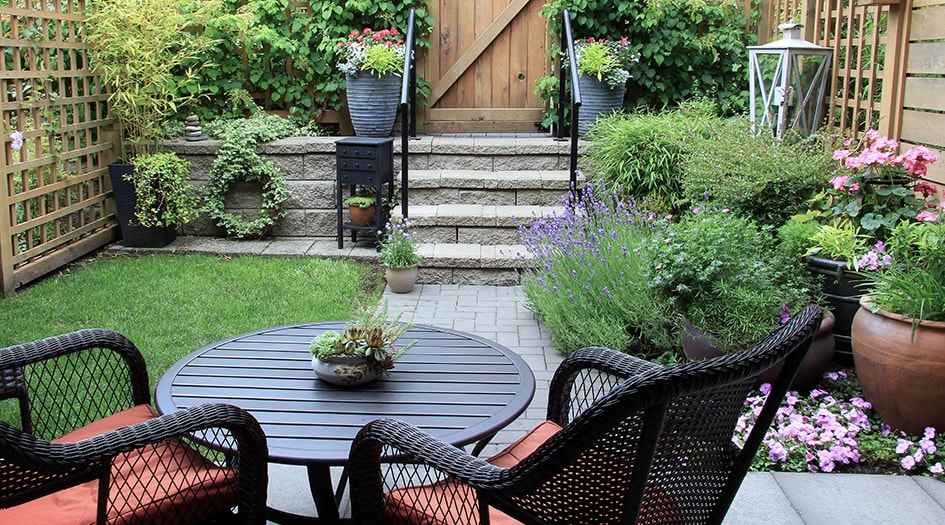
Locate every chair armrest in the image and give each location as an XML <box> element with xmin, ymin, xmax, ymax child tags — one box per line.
<box><xmin>349</xmin><ymin>418</ymin><xmax>507</xmax><ymax>523</ymax></box>
<box><xmin>547</xmin><ymin>346</ymin><xmax>664</xmax><ymax>425</ymax></box>
<box><xmin>1</xmin><ymin>329</ymin><xmax>151</xmax><ymax>435</ymax></box>
<box><xmin>1</xmin><ymin>403</ymin><xmax>268</xmax><ymax>524</ymax></box>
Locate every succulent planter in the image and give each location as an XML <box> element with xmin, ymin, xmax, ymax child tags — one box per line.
<box><xmin>312</xmin><ymin>355</ymin><xmax>380</xmax><ymax>386</ymax></box>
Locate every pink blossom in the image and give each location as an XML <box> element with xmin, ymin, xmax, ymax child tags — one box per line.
<box><xmin>847</xmin><ymin>183</ymin><xmax>859</xmax><ymax>193</ymax></box>
<box><xmin>932</xmin><ymin>463</ymin><xmax>945</xmax><ymax>475</ymax></box>
<box><xmin>833</xmin><ymin>149</ymin><xmax>851</xmax><ymax>161</ymax></box>
<box><xmin>896</xmin><ymin>439</ymin><xmax>912</xmax><ymax>454</ymax></box>
<box><xmin>901</xmin><ymin>455</ymin><xmax>916</xmax><ymax>470</ymax></box>
<box><xmin>9</xmin><ymin>131</ymin><xmax>23</xmax><ymax>151</ymax></box>
<box><xmin>830</xmin><ymin>176</ymin><xmax>850</xmax><ymax>190</ymax></box>
<box><xmin>916</xmin><ymin>210</ymin><xmax>940</xmax><ymax>222</ymax></box>
<box><xmin>914</xmin><ymin>181</ymin><xmax>938</xmax><ymax>197</ymax></box>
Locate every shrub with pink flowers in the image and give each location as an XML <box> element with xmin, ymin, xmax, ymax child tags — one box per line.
<box><xmin>808</xmin><ymin>129</ymin><xmax>940</xmax><ymax>245</ymax></box>
<box><xmin>737</xmin><ymin>370</ymin><xmax>945</xmax><ymax>477</ymax></box>
<box><xmin>338</xmin><ymin>27</ymin><xmax>405</xmax><ymax>77</ymax></box>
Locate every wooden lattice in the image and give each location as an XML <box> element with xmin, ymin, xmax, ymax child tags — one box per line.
<box><xmin>1</xmin><ymin>0</ymin><xmax>118</xmax><ymax>296</ymax></box>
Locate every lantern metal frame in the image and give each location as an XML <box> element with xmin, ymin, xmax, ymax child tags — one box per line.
<box><xmin>748</xmin><ymin>21</ymin><xmax>833</xmax><ymax>138</ymax></box>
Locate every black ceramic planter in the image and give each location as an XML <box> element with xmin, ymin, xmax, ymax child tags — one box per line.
<box><xmin>108</xmin><ymin>160</ymin><xmax>178</xmax><ymax>248</ymax></box>
<box><xmin>805</xmin><ymin>255</ymin><xmax>864</xmax><ymax>364</ymax></box>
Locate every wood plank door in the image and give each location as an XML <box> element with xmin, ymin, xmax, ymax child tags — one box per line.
<box><xmin>424</xmin><ymin>0</ymin><xmax>550</xmax><ymax>133</ymax></box>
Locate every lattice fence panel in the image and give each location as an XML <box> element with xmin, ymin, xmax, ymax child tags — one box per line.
<box><xmin>1</xmin><ymin>0</ymin><xmax>118</xmax><ymax>296</ymax></box>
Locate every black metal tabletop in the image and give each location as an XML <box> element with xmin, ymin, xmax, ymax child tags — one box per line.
<box><xmin>155</xmin><ymin>320</ymin><xmax>535</xmax><ymax>466</ymax></box>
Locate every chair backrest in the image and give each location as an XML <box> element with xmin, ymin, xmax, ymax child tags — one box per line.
<box><xmin>484</xmin><ymin>305</ymin><xmax>822</xmax><ymax>525</ymax></box>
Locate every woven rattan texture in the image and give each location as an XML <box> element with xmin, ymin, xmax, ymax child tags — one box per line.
<box><xmin>348</xmin><ymin>305</ymin><xmax>822</xmax><ymax>524</ymax></box>
<box><xmin>0</xmin><ymin>329</ymin><xmax>269</xmax><ymax>524</ymax></box>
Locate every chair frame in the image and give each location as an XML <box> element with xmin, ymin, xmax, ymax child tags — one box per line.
<box><xmin>348</xmin><ymin>305</ymin><xmax>823</xmax><ymax>524</ymax></box>
<box><xmin>0</xmin><ymin>329</ymin><xmax>269</xmax><ymax>524</ymax></box>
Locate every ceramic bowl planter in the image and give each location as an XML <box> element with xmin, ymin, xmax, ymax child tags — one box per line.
<box><xmin>385</xmin><ymin>265</ymin><xmax>419</xmax><ymax>294</ymax></box>
<box><xmin>312</xmin><ymin>355</ymin><xmax>379</xmax><ymax>386</ymax></box>
<box><xmin>851</xmin><ymin>297</ymin><xmax>945</xmax><ymax>435</ymax></box>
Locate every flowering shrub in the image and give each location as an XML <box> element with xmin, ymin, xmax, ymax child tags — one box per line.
<box><xmin>856</xmin><ymin>220</ymin><xmax>945</xmax><ymax>323</ymax></box>
<box><xmin>895</xmin><ymin>428</ymin><xmax>945</xmax><ymax>476</ymax></box>
<box><xmin>517</xmin><ymin>180</ymin><xmax>676</xmax><ymax>357</ymax></box>
<box><xmin>571</xmin><ymin>37</ymin><xmax>639</xmax><ymax>88</ymax></box>
<box><xmin>737</xmin><ymin>371</ymin><xmax>873</xmax><ymax>472</ymax></box>
<box><xmin>338</xmin><ymin>27</ymin><xmax>405</xmax><ymax>77</ymax></box>
<box><xmin>379</xmin><ymin>217</ymin><xmax>420</xmax><ymax>268</ymax></box>
<box><xmin>809</xmin><ymin>129</ymin><xmax>939</xmax><ymax>244</ymax></box>
<box><xmin>737</xmin><ymin>370</ymin><xmax>945</xmax><ymax>478</ymax></box>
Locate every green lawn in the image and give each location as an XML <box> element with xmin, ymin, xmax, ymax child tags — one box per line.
<box><xmin>0</xmin><ymin>252</ymin><xmax>384</xmax><ymax>390</ymax></box>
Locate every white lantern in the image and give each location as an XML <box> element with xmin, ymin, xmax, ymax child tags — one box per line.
<box><xmin>748</xmin><ymin>20</ymin><xmax>833</xmax><ymax>138</ymax></box>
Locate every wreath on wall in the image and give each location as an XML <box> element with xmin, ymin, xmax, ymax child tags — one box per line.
<box><xmin>203</xmin><ymin>113</ymin><xmax>297</xmax><ymax>239</ymax></box>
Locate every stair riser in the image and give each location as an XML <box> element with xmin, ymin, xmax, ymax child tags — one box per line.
<box><xmin>406</xmin><ymin>188</ymin><xmax>565</xmax><ymax>207</ymax></box>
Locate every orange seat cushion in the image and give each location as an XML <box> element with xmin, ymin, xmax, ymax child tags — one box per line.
<box><xmin>0</xmin><ymin>405</ymin><xmax>237</xmax><ymax>525</ymax></box>
<box><xmin>385</xmin><ymin>420</ymin><xmax>562</xmax><ymax>525</ymax></box>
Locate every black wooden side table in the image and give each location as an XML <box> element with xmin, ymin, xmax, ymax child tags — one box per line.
<box><xmin>335</xmin><ymin>137</ymin><xmax>394</xmax><ymax>249</ymax></box>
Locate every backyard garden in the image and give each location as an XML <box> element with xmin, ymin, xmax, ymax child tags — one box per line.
<box><xmin>4</xmin><ymin>0</ymin><xmax>945</xmax><ymax>491</ymax></box>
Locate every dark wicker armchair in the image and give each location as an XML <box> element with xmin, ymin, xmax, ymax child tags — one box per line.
<box><xmin>348</xmin><ymin>305</ymin><xmax>823</xmax><ymax>524</ymax></box>
<box><xmin>0</xmin><ymin>329</ymin><xmax>269</xmax><ymax>524</ymax></box>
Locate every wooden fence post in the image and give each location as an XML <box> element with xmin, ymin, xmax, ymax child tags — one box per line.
<box><xmin>878</xmin><ymin>1</ymin><xmax>911</xmax><ymax>140</ymax></box>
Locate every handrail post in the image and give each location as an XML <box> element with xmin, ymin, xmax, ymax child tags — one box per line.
<box><xmin>560</xmin><ymin>9</ymin><xmax>581</xmax><ymax>191</ymax></box>
<box><xmin>400</xmin><ymin>8</ymin><xmax>417</xmax><ymax>219</ymax></box>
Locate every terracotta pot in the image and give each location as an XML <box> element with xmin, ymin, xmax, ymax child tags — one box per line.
<box><xmin>851</xmin><ymin>297</ymin><xmax>945</xmax><ymax>435</ymax></box>
<box><xmin>682</xmin><ymin>309</ymin><xmax>836</xmax><ymax>394</ymax></box>
<box><xmin>385</xmin><ymin>265</ymin><xmax>419</xmax><ymax>294</ymax></box>
<box><xmin>348</xmin><ymin>204</ymin><xmax>377</xmax><ymax>227</ymax></box>
<box><xmin>312</xmin><ymin>355</ymin><xmax>379</xmax><ymax>386</ymax></box>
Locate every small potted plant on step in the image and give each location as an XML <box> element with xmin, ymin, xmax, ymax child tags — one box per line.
<box><xmin>343</xmin><ymin>186</ymin><xmax>379</xmax><ymax>227</ymax></box>
<box><xmin>379</xmin><ymin>217</ymin><xmax>421</xmax><ymax>294</ymax></box>
<box><xmin>310</xmin><ymin>302</ymin><xmax>416</xmax><ymax>386</ymax></box>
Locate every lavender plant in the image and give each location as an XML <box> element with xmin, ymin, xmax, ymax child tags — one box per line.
<box><xmin>518</xmin><ymin>180</ymin><xmax>676</xmax><ymax>358</ymax></box>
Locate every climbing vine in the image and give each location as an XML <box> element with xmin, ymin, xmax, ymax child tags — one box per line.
<box><xmin>203</xmin><ymin>112</ymin><xmax>298</xmax><ymax>239</ymax></box>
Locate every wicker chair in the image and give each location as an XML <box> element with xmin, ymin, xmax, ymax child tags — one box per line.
<box><xmin>348</xmin><ymin>304</ymin><xmax>823</xmax><ymax>524</ymax></box>
<box><xmin>0</xmin><ymin>329</ymin><xmax>269</xmax><ymax>524</ymax></box>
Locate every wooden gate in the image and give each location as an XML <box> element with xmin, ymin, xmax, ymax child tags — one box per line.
<box><xmin>424</xmin><ymin>0</ymin><xmax>550</xmax><ymax>133</ymax></box>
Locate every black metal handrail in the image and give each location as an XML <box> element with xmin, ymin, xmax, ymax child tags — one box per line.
<box><xmin>399</xmin><ymin>8</ymin><xmax>418</xmax><ymax>219</ymax></box>
<box><xmin>556</xmin><ymin>9</ymin><xmax>581</xmax><ymax>189</ymax></box>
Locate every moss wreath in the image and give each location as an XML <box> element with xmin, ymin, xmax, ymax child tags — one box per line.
<box><xmin>203</xmin><ymin>118</ymin><xmax>294</xmax><ymax>239</ymax></box>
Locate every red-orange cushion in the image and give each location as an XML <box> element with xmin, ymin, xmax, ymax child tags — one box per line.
<box><xmin>385</xmin><ymin>420</ymin><xmax>563</xmax><ymax>525</ymax></box>
<box><xmin>0</xmin><ymin>405</ymin><xmax>238</xmax><ymax>525</ymax></box>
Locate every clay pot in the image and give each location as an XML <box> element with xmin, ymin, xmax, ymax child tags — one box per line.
<box><xmin>385</xmin><ymin>265</ymin><xmax>419</xmax><ymax>294</ymax></box>
<box><xmin>682</xmin><ymin>309</ymin><xmax>836</xmax><ymax>394</ymax></box>
<box><xmin>348</xmin><ymin>204</ymin><xmax>377</xmax><ymax>227</ymax></box>
<box><xmin>851</xmin><ymin>297</ymin><xmax>945</xmax><ymax>435</ymax></box>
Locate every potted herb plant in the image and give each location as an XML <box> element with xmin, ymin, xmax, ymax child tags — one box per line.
<box><xmin>343</xmin><ymin>186</ymin><xmax>379</xmax><ymax>227</ymax></box>
<box><xmin>852</xmin><ymin>219</ymin><xmax>945</xmax><ymax>434</ymax></box>
<box><xmin>379</xmin><ymin>218</ymin><xmax>422</xmax><ymax>293</ymax></box>
<box><xmin>339</xmin><ymin>27</ymin><xmax>406</xmax><ymax>137</ymax></box>
<box><xmin>570</xmin><ymin>37</ymin><xmax>638</xmax><ymax>135</ymax></box>
<box><xmin>310</xmin><ymin>303</ymin><xmax>416</xmax><ymax>386</ymax></box>
<box><xmin>646</xmin><ymin>209</ymin><xmax>832</xmax><ymax>391</ymax></box>
<box><xmin>86</xmin><ymin>0</ymin><xmax>244</xmax><ymax>246</ymax></box>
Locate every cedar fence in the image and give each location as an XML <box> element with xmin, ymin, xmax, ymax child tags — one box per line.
<box><xmin>2</xmin><ymin>0</ymin><xmax>944</xmax><ymax>295</ymax></box>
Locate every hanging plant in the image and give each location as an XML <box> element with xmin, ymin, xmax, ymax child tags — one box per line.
<box><xmin>203</xmin><ymin>113</ymin><xmax>297</xmax><ymax>239</ymax></box>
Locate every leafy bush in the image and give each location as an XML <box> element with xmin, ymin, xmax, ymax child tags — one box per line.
<box><xmin>539</xmin><ymin>0</ymin><xmax>755</xmax><ymax>125</ymax></box>
<box><xmin>680</xmin><ymin>124</ymin><xmax>839</xmax><ymax>229</ymax></box>
<box><xmin>582</xmin><ymin>99</ymin><xmax>720</xmax><ymax>210</ymax></box>
<box><xmin>518</xmin><ymin>181</ymin><xmax>677</xmax><ymax>359</ymax></box>
<box><xmin>175</xmin><ymin>0</ymin><xmax>434</xmax><ymax>122</ymax></box>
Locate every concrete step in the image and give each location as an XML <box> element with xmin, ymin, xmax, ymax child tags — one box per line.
<box><xmin>413</xmin><ymin>242</ymin><xmax>531</xmax><ymax>286</ymax></box>
<box><xmin>393</xmin><ymin>204</ymin><xmax>561</xmax><ymax>245</ymax></box>
<box><xmin>404</xmin><ymin>169</ymin><xmax>572</xmax><ymax>206</ymax></box>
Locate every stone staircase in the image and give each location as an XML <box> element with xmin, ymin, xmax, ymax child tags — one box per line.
<box><xmin>392</xmin><ymin>135</ymin><xmax>576</xmax><ymax>285</ymax></box>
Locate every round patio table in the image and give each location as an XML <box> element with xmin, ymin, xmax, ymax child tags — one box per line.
<box><xmin>155</xmin><ymin>321</ymin><xmax>536</xmax><ymax>524</ymax></box>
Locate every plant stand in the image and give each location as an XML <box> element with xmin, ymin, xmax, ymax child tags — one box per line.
<box><xmin>336</xmin><ymin>137</ymin><xmax>394</xmax><ymax>249</ymax></box>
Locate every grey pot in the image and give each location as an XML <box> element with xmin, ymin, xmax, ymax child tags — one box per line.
<box><xmin>577</xmin><ymin>75</ymin><xmax>625</xmax><ymax>136</ymax></box>
<box><xmin>346</xmin><ymin>73</ymin><xmax>401</xmax><ymax>137</ymax></box>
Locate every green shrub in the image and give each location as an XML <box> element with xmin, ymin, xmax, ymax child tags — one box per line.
<box><xmin>680</xmin><ymin>124</ymin><xmax>839</xmax><ymax>229</ymax></box>
<box><xmin>582</xmin><ymin>99</ymin><xmax>720</xmax><ymax>210</ymax></box>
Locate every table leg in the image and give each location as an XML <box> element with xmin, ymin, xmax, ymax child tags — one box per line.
<box><xmin>308</xmin><ymin>464</ymin><xmax>342</xmax><ymax>524</ymax></box>
<box><xmin>265</xmin><ymin>464</ymin><xmax>347</xmax><ymax>525</ymax></box>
